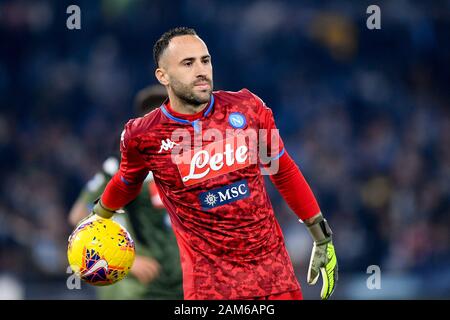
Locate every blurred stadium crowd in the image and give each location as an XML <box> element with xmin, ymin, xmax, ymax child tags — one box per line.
<box><xmin>0</xmin><ymin>0</ymin><xmax>449</xmax><ymax>299</ymax></box>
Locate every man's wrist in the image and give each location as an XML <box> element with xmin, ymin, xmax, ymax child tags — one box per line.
<box><xmin>93</xmin><ymin>199</ymin><xmax>116</xmax><ymax>219</ymax></box>
<box><xmin>304</xmin><ymin>213</ymin><xmax>333</xmax><ymax>245</ymax></box>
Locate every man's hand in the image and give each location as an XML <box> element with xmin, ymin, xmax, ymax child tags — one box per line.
<box><xmin>304</xmin><ymin>213</ymin><xmax>338</xmax><ymax>300</ymax></box>
<box><xmin>131</xmin><ymin>256</ymin><xmax>161</xmax><ymax>285</ymax></box>
<box><xmin>307</xmin><ymin>241</ymin><xmax>338</xmax><ymax>299</ymax></box>
<box><xmin>92</xmin><ymin>198</ymin><xmax>121</xmax><ymax>219</ymax></box>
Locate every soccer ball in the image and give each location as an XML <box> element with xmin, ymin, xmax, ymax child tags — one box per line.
<box><xmin>67</xmin><ymin>217</ymin><xmax>135</xmax><ymax>286</ymax></box>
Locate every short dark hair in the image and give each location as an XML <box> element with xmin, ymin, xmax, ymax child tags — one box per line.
<box><xmin>134</xmin><ymin>84</ymin><xmax>167</xmax><ymax>116</ymax></box>
<box><xmin>153</xmin><ymin>27</ymin><xmax>197</xmax><ymax>67</ymax></box>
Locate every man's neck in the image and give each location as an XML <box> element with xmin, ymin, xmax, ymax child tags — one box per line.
<box><xmin>169</xmin><ymin>94</ymin><xmax>209</xmax><ymax>115</ymax></box>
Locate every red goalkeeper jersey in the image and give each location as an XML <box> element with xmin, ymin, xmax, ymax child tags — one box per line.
<box><xmin>103</xmin><ymin>89</ymin><xmax>320</xmax><ymax>299</ymax></box>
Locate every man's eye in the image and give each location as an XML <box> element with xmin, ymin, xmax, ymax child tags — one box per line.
<box><xmin>184</xmin><ymin>62</ymin><xmax>192</xmax><ymax>66</ymax></box>
<box><xmin>203</xmin><ymin>59</ymin><xmax>210</xmax><ymax>64</ymax></box>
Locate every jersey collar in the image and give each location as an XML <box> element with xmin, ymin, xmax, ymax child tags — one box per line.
<box><xmin>160</xmin><ymin>94</ymin><xmax>215</xmax><ymax>125</ymax></box>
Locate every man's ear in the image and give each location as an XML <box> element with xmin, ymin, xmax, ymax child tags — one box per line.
<box><xmin>155</xmin><ymin>68</ymin><xmax>169</xmax><ymax>86</ymax></box>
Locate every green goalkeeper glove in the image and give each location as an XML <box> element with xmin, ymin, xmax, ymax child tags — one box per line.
<box><xmin>304</xmin><ymin>214</ymin><xmax>338</xmax><ymax>300</ymax></box>
<box><xmin>91</xmin><ymin>198</ymin><xmax>121</xmax><ymax>219</ymax></box>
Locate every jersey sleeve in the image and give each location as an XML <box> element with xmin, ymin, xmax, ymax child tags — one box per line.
<box><xmin>247</xmin><ymin>90</ymin><xmax>285</xmax><ymax>164</ymax></box>
<box><xmin>269</xmin><ymin>150</ymin><xmax>321</xmax><ymax>221</ymax></box>
<box><xmin>101</xmin><ymin>120</ymin><xmax>148</xmax><ymax>209</ymax></box>
<box><xmin>119</xmin><ymin>119</ymin><xmax>149</xmax><ymax>185</ymax></box>
<box><xmin>245</xmin><ymin>90</ymin><xmax>320</xmax><ymax>220</ymax></box>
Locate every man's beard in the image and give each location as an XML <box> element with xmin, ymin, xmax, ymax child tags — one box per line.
<box><xmin>171</xmin><ymin>78</ymin><xmax>213</xmax><ymax>107</ymax></box>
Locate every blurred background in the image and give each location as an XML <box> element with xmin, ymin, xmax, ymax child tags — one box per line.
<box><xmin>0</xmin><ymin>0</ymin><xmax>449</xmax><ymax>299</ymax></box>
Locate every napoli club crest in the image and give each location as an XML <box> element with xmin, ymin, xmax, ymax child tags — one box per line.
<box><xmin>228</xmin><ymin>112</ymin><xmax>247</xmax><ymax>129</ymax></box>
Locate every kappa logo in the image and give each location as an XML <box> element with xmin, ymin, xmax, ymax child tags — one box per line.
<box><xmin>158</xmin><ymin>138</ymin><xmax>179</xmax><ymax>153</ymax></box>
<box><xmin>200</xmin><ymin>180</ymin><xmax>250</xmax><ymax>209</ymax></box>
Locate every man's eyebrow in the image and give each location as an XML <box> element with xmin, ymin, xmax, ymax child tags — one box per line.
<box><xmin>180</xmin><ymin>57</ymin><xmax>194</xmax><ymax>63</ymax></box>
<box><xmin>180</xmin><ymin>55</ymin><xmax>211</xmax><ymax>63</ymax></box>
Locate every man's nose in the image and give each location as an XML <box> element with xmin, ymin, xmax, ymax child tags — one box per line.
<box><xmin>194</xmin><ymin>61</ymin><xmax>208</xmax><ymax>77</ymax></box>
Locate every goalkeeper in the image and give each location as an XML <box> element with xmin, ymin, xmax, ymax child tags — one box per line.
<box><xmin>81</xmin><ymin>28</ymin><xmax>338</xmax><ymax>300</ymax></box>
<box><xmin>68</xmin><ymin>85</ymin><xmax>183</xmax><ymax>300</ymax></box>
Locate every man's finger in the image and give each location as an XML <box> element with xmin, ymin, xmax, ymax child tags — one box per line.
<box><xmin>307</xmin><ymin>253</ymin><xmax>320</xmax><ymax>284</ymax></box>
<box><xmin>320</xmin><ymin>266</ymin><xmax>337</xmax><ymax>300</ymax></box>
<box><xmin>320</xmin><ymin>245</ymin><xmax>338</xmax><ymax>299</ymax></box>
<box><xmin>308</xmin><ymin>272</ymin><xmax>319</xmax><ymax>285</ymax></box>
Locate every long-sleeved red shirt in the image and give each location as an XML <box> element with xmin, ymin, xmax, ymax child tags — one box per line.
<box><xmin>101</xmin><ymin>89</ymin><xmax>320</xmax><ymax>299</ymax></box>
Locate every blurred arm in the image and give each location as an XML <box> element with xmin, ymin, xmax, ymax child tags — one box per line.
<box><xmin>68</xmin><ymin>197</ymin><xmax>90</xmax><ymax>227</ymax></box>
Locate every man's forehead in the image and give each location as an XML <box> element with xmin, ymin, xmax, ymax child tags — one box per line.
<box><xmin>163</xmin><ymin>35</ymin><xmax>209</xmax><ymax>61</ymax></box>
